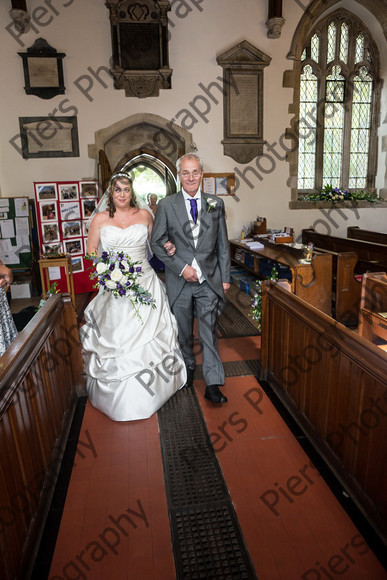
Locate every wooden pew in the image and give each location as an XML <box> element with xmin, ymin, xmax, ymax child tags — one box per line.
<box><xmin>347</xmin><ymin>226</ymin><xmax>387</xmax><ymax>246</ymax></box>
<box><xmin>0</xmin><ymin>294</ymin><xmax>84</xmax><ymax>580</ymax></box>
<box><xmin>229</xmin><ymin>239</ymin><xmax>332</xmax><ymax>315</ymax></box>
<box><xmin>302</xmin><ymin>228</ymin><xmax>387</xmax><ymax>272</ymax></box>
<box><xmin>358</xmin><ymin>272</ymin><xmax>387</xmax><ymax>344</ymax></box>
<box><xmin>260</xmin><ymin>281</ymin><xmax>387</xmax><ymax>545</ymax></box>
<box><xmin>302</xmin><ymin>228</ymin><xmax>387</xmax><ymax>326</ymax></box>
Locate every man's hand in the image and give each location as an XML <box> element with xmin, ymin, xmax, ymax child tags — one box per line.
<box><xmin>223</xmin><ymin>282</ymin><xmax>230</xmax><ymax>293</ymax></box>
<box><xmin>182</xmin><ymin>265</ymin><xmax>199</xmax><ymax>282</ymax></box>
<box><xmin>164</xmin><ymin>241</ymin><xmax>176</xmax><ymax>256</ymax></box>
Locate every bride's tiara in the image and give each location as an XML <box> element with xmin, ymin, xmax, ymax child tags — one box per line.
<box><xmin>110</xmin><ymin>171</ymin><xmax>132</xmax><ymax>183</ymax></box>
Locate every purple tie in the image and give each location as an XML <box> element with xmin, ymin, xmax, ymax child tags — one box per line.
<box><xmin>189</xmin><ymin>199</ymin><xmax>198</xmax><ymax>224</ymax></box>
<box><xmin>189</xmin><ymin>198</ymin><xmax>198</xmax><ymax>223</ymax></box>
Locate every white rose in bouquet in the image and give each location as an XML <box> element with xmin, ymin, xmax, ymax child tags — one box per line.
<box><xmin>105</xmin><ymin>279</ymin><xmax>117</xmax><ymax>289</ymax></box>
<box><xmin>110</xmin><ymin>268</ymin><xmax>125</xmax><ymax>283</ymax></box>
<box><xmin>96</xmin><ymin>262</ymin><xmax>109</xmax><ymax>274</ymax></box>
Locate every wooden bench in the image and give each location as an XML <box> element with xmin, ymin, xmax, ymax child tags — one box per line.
<box><xmin>302</xmin><ymin>228</ymin><xmax>387</xmax><ymax>326</ymax></box>
<box><xmin>0</xmin><ymin>294</ymin><xmax>84</xmax><ymax>580</ymax></box>
<box><xmin>229</xmin><ymin>239</ymin><xmax>332</xmax><ymax>315</ymax></box>
<box><xmin>260</xmin><ymin>281</ymin><xmax>387</xmax><ymax>545</ymax></box>
<box><xmin>347</xmin><ymin>226</ymin><xmax>387</xmax><ymax>246</ymax></box>
<box><xmin>358</xmin><ymin>272</ymin><xmax>387</xmax><ymax>344</ymax></box>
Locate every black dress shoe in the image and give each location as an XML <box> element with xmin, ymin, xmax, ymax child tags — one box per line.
<box><xmin>183</xmin><ymin>367</ymin><xmax>194</xmax><ymax>388</ymax></box>
<box><xmin>204</xmin><ymin>385</ymin><xmax>228</xmax><ymax>403</ymax></box>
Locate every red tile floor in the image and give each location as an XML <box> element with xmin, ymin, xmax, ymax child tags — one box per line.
<box><xmin>46</xmin><ymin>334</ymin><xmax>386</xmax><ymax>580</ymax></box>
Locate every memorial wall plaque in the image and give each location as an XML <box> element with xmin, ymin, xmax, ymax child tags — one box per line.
<box><xmin>217</xmin><ymin>40</ymin><xmax>271</xmax><ymax>164</ymax></box>
<box><xmin>106</xmin><ymin>0</ymin><xmax>172</xmax><ymax>98</ymax></box>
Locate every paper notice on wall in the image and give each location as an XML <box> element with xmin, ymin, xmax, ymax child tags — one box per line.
<box><xmin>1</xmin><ymin>252</ymin><xmax>19</xmax><ymax>265</ymax></box>
<box><xmin>202</xmin><ymin>177</ymin><xmax>215</xmax><ymax>195</ymax></box>
<box><xmin>49</xmin><ymin>267</ymin><xmax>61</xmax><ymax>280</ymax></box>
<box><xmin>0</xmin><ymin>220</ymin><xmax>15</xmax><ymax>238</ymax></box>
<box><xmin>0</xmin><ymin>239</ymin><xmax>12</xmax><ymax>253</ymax></box>
<box><xmin>215</xmin><ymin>177</ymin><xmax>228</xmax><ymax>195</ymax></box>
<box><xmin>14</xmin><ymin>198</ymin><xmax>29</xmax><ymax>217</ymax></box>
<box><xmin>15</xmin><ymin>217</ymin><xmax>29</xmax><ymax>236</ymax></box>
<box><xmin>0</xmin><ymin>199</ymin><xmax>9</xmax><ymax>209</ymax></box>
<box><xmin>15</xmin><ymin>236</ymin><xmax>30</xmax><ymax>253</ymax></box>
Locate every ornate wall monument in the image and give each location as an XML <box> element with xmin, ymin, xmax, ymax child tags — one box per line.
<box><xmin>106</xmin><ymin>0</ymin><xmax>172</xmax><ymax>98</ymax></box>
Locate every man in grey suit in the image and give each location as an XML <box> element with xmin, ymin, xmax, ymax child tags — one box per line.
<box><xmin>151</xmin><ymin>153</ymin><xmax>230</xmax><ymax>403</ymax></box>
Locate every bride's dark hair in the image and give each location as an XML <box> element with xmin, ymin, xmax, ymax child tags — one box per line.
<box><xmin>107</xmin><ymin>172</ymin><xmax>139</xmax><ymax>218</ymax></box>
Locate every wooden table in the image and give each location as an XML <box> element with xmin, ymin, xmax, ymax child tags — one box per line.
<box><xmin>38</xmin><ymin>256</ymin><xmax>75</xmax><ymax>306</ymax></box>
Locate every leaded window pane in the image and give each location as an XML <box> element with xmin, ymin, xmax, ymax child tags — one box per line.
<box><xmin>339</xmin><ymin>22</ymin><xmax>349</xmax><ymax>63</ymax></box>
<box><xmin>349</xmin><ymin>69</ymin><xmax>373</xmax><ymax>189</ymax></box>
<box><xmin>327</xmin><ymin>22</ymin><xmax>336</xmax><ymax>62</ymax></box>
<box><xmin>355</xmin><ymin>34</ymin><xmax>364</xmax><ymax>63</ymax></box>
<box><xmin>298</xmin><ymin>65</ymin><xmax>318</xmax><ymax>189</ymax></box>
<box><xmin>323</xmin><ymin>103</ymin><xmax>344</xmax><ymax>186</ymax></box>
<box><xmin>311</xmin><ymin>34</ymin><xmax>319</xmax><ymax>63</ymax></box>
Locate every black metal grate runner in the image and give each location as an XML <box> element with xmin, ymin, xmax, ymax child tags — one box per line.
<box><xmin>217</xmin><ymin>302</ymin><xmax>259</xmax><ymax>338</ymax></box>
<box><xmin>158</xmin><ymin>388</ymin><xmax>257</xmax><ymax>579</ymax></box>
<box><xmin>194</xmin><ymin>359</ymin><xmax>260</xmax><ymax>380</ymax></box>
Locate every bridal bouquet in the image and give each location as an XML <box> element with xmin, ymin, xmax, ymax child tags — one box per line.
<box><xmin>86</xmin><ymin>250</ymin><xmax>156</xmax><ymax>315</ymax></box>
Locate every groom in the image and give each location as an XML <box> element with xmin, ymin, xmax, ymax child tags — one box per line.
<box><xmin>151</xmin><ymin>153</ymin><xmax>230</xmax><ymax>403</ymax></box>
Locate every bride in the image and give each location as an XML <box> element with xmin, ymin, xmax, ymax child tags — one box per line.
<box><xmin>82</xmin><ymin>172</ymin><xmax>187</xmax><ymax>421</ymax></box>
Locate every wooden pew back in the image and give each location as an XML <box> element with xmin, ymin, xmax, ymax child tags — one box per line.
<box><xmin>302</xmin><ymin>228</ymin><xmax>387</xmax><ymax>272</ymax></box>
<box><xmin>0</xmin><ymin>294</ymin><xmax>84</xmax><ymax>580</ymax></box>
<box><xmin>347</xmin><ymin>226</ymin><xmax>387</xmax><ymax>246</ymax></box>
<box><xmin>260</xmin><ymin>282</ymin><xmax>387</xmax><ymax>544</ymax></box>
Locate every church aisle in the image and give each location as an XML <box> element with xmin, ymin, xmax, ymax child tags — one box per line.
<box><xmin>45</xmin><ymin>334</ymin><xmax>386</xmax><ymax>579</ymax></box>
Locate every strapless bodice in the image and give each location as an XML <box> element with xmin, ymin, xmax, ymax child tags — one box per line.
<box><xmin>100</xmin><ymin>223</ymin><xmax>149</xmax><ymax>265</ymax></box>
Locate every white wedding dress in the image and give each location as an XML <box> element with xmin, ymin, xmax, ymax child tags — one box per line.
<box><xmin>81</xmin><ymin>224</ymin><xmax>186</xmax><ymax>421</ymax></box>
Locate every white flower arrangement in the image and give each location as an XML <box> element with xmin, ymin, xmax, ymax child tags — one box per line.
<box><xmin>86</xmin><ymin>250</ymin><xmax>156</xmax><ymax>320</ymax></box>
<box><xmin>206</xmin><ymin>197</ymin><xmax>218</xmax><ymax>212</ymax></box>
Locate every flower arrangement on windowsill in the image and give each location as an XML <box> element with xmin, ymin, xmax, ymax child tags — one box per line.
<box><xmin>251</xmin><ymin>266</ymin><xmax>278</xmax><ymax>332</ymax></box>
<box><xmin>299</xmin><ymin>184</ymin><xmax>381</xmax><ymax>206</ymax></box>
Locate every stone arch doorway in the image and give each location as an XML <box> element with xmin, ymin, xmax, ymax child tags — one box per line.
<box><xmin>120</xmin><ymin>148</ymin><xmax>177</xmax><ymax>208</ymax></box>
<box><xmin>88</xmin><ymin>113</ymin><xmax>196</xmax><ymax>194</ymax></box>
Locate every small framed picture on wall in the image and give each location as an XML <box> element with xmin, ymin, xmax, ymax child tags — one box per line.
<box><xmin>35</xmin><ymin>182</ymin><xmax>57</xmax><ymax>201</ymax></box>
<box><xmin>58</xmin><ymin>183</ymin><xmax>79</xmax><ymax>201</ymax></box>
<box><xmin>62</xmin><ymin>220</ymin><xmax>82</xmax><ymax>238</ymax></box>
<box><xmin>40</xmin><ymin>201</ymin><xmax>57</xmax><ymax>222</ymax></box>
<box><xmin>80</xmin><ymin>181</ymin><xmax>98</xmax><ymax>198</ymax></box>
<box><xmin>71</xmin><ymin>256</ymin><xmax>84</xmax><ymax>273</ymax></box>
<box><xmin>60</xmin><ymin>201</ymin><xmax>81</xmax><ymax>221</ymax></box>
<box><xmin>64</xmin><ymin>238</ymin><xmax>83</xmax><ymax>255</ymax></box>
<box><xmin>42</xmin><ymin>222</ymin><xmax>60</xmax><ymax>243</ymax></box>
<box><xmin>81</xmin><ymin>198</ymin><xmax>97</xmax><ymax>219</ymax></box>
<box><xmin>42</xmin><ymin>242</ymin><xmax>63</xmax><ymax>256</ymax></box>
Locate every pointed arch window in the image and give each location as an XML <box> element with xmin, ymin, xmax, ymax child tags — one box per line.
<box><xmin>297</xmin><ymin>11</ymin><xmax>380</xmax><ymax>196</ymax></box>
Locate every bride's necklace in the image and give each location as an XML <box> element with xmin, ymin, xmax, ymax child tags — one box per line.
<box><xmin>116</xmin><ymin>210</ymin><xmax>131</xmax><ymax>226</ymax></box>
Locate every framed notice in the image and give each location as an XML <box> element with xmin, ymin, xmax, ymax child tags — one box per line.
<box><xmin>202</xmin><ymin>173</ymin><xmax>235</xmax><ymax>196</ymax></box>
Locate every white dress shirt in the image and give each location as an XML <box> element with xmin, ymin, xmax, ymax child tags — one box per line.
<box><xmin>182</xmin><ymin>188</ymin><xmax>204</xmax><ymax>283</ymax></box>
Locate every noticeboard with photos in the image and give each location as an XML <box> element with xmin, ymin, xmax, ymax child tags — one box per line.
<box><xmin>34</xmin><ymin>180</ymin><xmax>99</xmax><ymax>294</ymax></box>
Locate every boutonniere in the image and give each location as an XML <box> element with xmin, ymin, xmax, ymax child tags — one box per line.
<box><xmin>206</xmin><ymin>198</ymin><xmax>218</xmax><ymax>213</ymax></box>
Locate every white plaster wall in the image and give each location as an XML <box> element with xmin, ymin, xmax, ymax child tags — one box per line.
<box><xmin>0</xmin><ymin>0</ymin><xmax>386</xmax><ymax>240</ymax></box>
